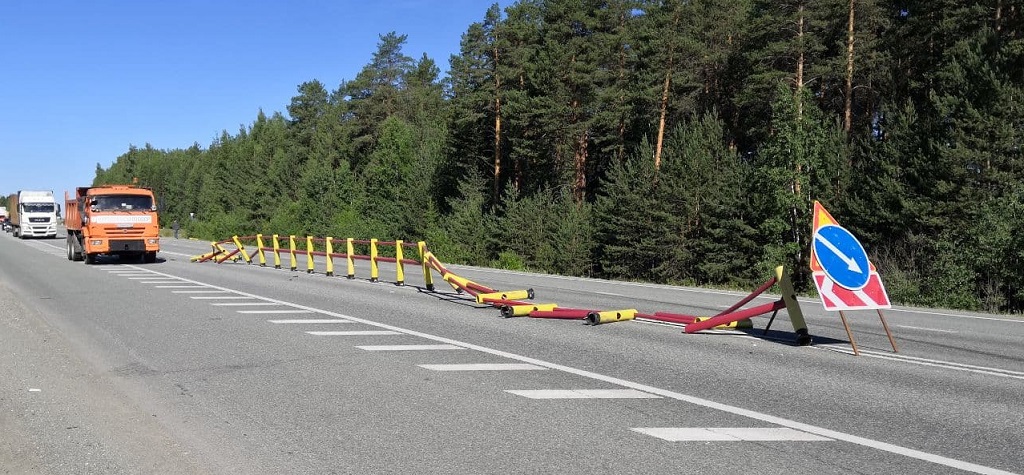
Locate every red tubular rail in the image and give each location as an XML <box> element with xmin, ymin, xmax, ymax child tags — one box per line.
<box><xmin>637</xmin><ymin>312</ymin><xmax>700</xmax><ymax>325</ymax></box>
<box><xmin>684</xmin><ymin>300</ymin><xmax>785</xmax><ymax>333</ymax></box>
<box><xmin>528</xmin><ymin>308</ymin><xmax>593</xmax><ymax>320</ymax></box>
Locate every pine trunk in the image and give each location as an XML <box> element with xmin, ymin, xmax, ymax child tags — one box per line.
<box><xmin>493</xmin><ymin>43</ymin><xmax>503</xmax><ymax>202</ymax></box>
<box><xmin>844</xmin><ymin>0</ymin><xmax>855</xmax><ymax>133</ymax></box>
<box><xmin>654</xmin><ymin>9</ymin><xmax>681</xmax><ymax>170</ymax></box>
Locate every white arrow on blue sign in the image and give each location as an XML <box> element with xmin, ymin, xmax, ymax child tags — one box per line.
<box><xmin>813</xmin><ymin>224</ymin><xmax>871</xmax><ymax>290</ymax></box>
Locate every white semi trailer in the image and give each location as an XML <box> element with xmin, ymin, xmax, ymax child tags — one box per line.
<box><xmin>8</xmin><ymin>190</ymin><xmax>59</xmax><ymax>239</ymax></box>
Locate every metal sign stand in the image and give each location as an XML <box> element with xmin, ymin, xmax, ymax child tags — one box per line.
<box><xmin>837</xmin><ymin>309</ymin><xmax>899</xmax><ymax>356</ymax></box>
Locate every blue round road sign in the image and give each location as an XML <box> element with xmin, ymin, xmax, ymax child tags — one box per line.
<box><xmin>813</xmin><ymin>224</ymin><xmax>870</xmax><ymax>290</ymax></box>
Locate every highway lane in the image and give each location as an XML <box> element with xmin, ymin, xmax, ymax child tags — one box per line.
<box><xmin>2</xmin><ymin>232</ymin><xmax>1022</xmax><ymax>474</ymax></box>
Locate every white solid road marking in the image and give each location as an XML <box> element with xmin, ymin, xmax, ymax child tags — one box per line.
<box><xmin>817</xmin><ymin>346</ymin><xmax>1024</xmax><ymax>380</ymax></box>
<box><xmin>236</xmin><ymin>309</ymin><xmax>313</xmax><ymax>314</ymax></box>
<box><xmin>172</xmin><ymin>290</ymin><xmax>225</xmax><ymax>293</ymax></box>
<box><xmin>895</xmin><ymin>325</ymin><xmax>957</xmax><ymax>334</ymax></box>
<box><xmin>356</xmin><ymin>344</ymin><xmax>465</xmax><ymax>351</ymax></box>
<box><xmin>632</xmin><ymin>427</ymin><xmax>832</xmax><ymax>442</ymax></box>
<box><xmin>419</xmin><ymin>363</ymin><xmax>547</xmax><ymax>371</ymax></box>
<box><xmin>157</xmin><ymin>285</ymin><xmax>206</xmax><ymax>288</ymax></box>
<box><xmin>506</xmin><ymin>389</ymin><xmax>660</xmax><ymax>399</ymax></box>
<box><xmin>269</xmin><ymin>319</ymin><xmax>353</xmax><ymax>324</ymax></box>
<box><xmin>307</xmin><ymin>330</ymin><xmax>400</xmax><ymax>336</ymax></box>
<box><xmin>111</xmin><ymin>264</ymin><xmax>1016</xmax><ymax>475</ymax></box>
<box><xmin>140</xmin><ymin>280</ymin><xmax>183</xmax><ymax>284</ymax></box>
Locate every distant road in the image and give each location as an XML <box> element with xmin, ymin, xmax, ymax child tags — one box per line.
<box><xmin>2</xmin><ymin>231</ymin><xmax>1021</xmax><ymax>474</ymax></box>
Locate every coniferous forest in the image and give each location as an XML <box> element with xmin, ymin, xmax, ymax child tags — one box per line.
<box><xmin>92</xmin><ymin>1</ymin><xmax>1023</xmax><ymax>313</ymax></box>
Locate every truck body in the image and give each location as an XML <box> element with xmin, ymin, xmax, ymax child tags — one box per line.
<box><xmin>8</xmin><ymin>190</ymin><xmax>59</xmax><ymax>238</ymax></box>
<box><xmin>0</xmin><ymin>205</ymin><xmax>8</xmax><ymax>231</ymax></box>
<box><xmin>65</xmin><ymin>185</ymin><xmax>160</xmax><ymax>264</ymax></box>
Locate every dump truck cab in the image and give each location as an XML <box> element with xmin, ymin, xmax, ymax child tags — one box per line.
<box><xmin>65</xmin><ymin>185</ymin><xmax>160</xmax><ymax>264</ymax></box>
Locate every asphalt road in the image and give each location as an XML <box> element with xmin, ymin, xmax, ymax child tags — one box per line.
<box><xmin>1</xmin><ymin>231</ymin><xmax>1022</xmax><ymax>474</ymax></box>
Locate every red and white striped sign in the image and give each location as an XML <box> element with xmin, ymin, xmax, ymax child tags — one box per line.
<box><xmin>813</xmin><ymin>271</ymin><xmax>891</xmax><ymax>311</ymax></box>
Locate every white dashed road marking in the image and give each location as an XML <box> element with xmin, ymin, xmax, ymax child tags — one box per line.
<box><xmin>236</xmin><ymin>309</ymin><xmax>313</xmax><ymax>314</ymax></box>
<box><xmin>307</xmin><ymin>330</ymin><xmax>400</xmax><ymax>336</ymax></box>
<box><xmin>356</xmin><ymin>344</ymin><xmax>465</xmax><ymax>351</ymax></box>
<box><xmin>190</xmin><ymin>296</ymin><xmax>252</xmax><ymax>300</ymax></box>
<box><xmin>269</xmin><ymin>319</ymin><xmax>354</xmax><ymax>324</ymax></box>
<box><xmin>419</xmin><ymin>363</ymin><xmax>547</xmax><ymax>371</ymax></box>
<box><xmin>506</xmin><ymin>389</ymin><xmax>660</xmax><ymax>399</ymax></box>
<box><xmin>632</xmin><ymin>427</ymin><xmax>832</xmax><ymax>442</ymax></box>
<box><xmin>211</xmin><ymin>302</ymin><xmax>281</xmax><ymax>307</ymax></box>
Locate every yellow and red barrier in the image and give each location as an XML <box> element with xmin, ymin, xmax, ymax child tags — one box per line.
<box><xmin>192</xmin><ymin>236</ymin><xmax>812</xmax><ymax>346</ymax></box>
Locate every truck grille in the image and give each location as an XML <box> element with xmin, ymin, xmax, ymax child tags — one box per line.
<box><xmin>29</xmin><ymin>217</ymin><xmax>50</xmax><ymax>223</ymax></box>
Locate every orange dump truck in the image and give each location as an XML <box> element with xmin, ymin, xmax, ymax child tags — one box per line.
<box><xmin>65</xmin><ymin>185</ymin><xmax>160</xmax><ymax>264</ymax></box>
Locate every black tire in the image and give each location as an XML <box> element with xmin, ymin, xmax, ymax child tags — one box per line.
<box><xmin>143</xmin><ymin>251</ymin><xmax>157</xmax><ymax>264</ymax></box>
<box><xmin>66</xmin><ymin>240</ymin><xmax>73</xmax><ymax>260</ymax></box>
<box><xmin>84</xmin><ymin>253</ymin><xmax>96</xmax><ymax>265</ymax></box>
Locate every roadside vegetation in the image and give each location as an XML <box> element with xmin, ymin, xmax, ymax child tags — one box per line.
<box><xmin>92</xmin><ymin>1</ymin><xmax>1023</xmax><ymax>313</ymax></box>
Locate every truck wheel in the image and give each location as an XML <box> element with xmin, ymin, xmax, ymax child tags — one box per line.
<box><xmin>84</xmin><ymin>253</ymin><xmax>96</xmax><ymax>265</ymax></box>
<box><xmin>66</xmin><ymin>241</ymin><xmax>73</xmax><ymax>260</ymax></box>
<box><xmin>144</xmin><ymin>252</ymin><xmax>157</xmax><ymax>264</ymax></box>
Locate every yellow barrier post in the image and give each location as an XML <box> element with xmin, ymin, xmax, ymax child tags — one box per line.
<box><xmin>419</xmin><ymin>242</ymin><xmax>434</xmax><ymax>291</ymax></box>
<box><xmin>346</xmin><ymin>238</ymin><xmax>355</xmax><ymax>279</ymax></box>
<box><xmin>272</xmin><ymin>234</ymin><xmax>282</xmax><ymax>269</ymax></box>
<box><xmin>232</xmin><ymin>235</ymin><xmax>252</xmax><ymax>264</ymax></box>
<box><xmin>289</xmin><ymin>235</ymin><xmax>297</xmax><ymax>271</ymax></box>
<box><xmin>776</xmin><ymin>265</ymin><xmax>811</xmax><ymax>345</ymax></box>
<box><xmin>306</xmin><ymin>236</ymin><xmax>315</xmax><ymax>274</ymax></box>
<box><xmin>475</xmin><ymin>289</ymin><xmax>534</xmax><ymax>304</ymax></box>
<box><xmin>443</xmin><ymin>272</ymin><xmax>471</xmax><ymax>293</ymax></box>
<box><xmin>255</xmin><ymin>234</ymin><xmax>267</xmax><ymax>267</ymax></box>
<box><xmin>325</xmin><ymin>237</ymin><xmax>335</xmax><ymax>276</ymax></box>
<box><xmin>369</xmin><ymin>238</ymin><xmax>379</xmax><ymax>283</ymax></box>
<box><xmin>586</xmin><ymin>309</ymin><xmax>638</xmax><ymax>325</ymax></box>
<box><xmin>501</xmin><ymin>303</ymin><xmax>558</xmax><ymax>318</ymax></box>
<box><xmin>395</xmin><ymin>240</ymin><xmax>405</xmax><ymax>286</ymax></box>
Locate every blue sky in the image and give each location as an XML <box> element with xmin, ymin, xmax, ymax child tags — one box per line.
<box><xmin>0</xmin><ymin>0</ymin><xmax>506</xmax><ymax>202</ymax></box>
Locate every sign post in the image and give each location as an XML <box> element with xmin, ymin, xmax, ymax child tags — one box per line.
<box><xmin>809</xmin><ymin>201</ymin><xmax>897</xmax><ymax>355</ymax></box>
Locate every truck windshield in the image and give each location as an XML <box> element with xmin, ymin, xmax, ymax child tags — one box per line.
<box><xmin>23</xmin><ymin>203</ymin><xmax>55</xmax><ymax>213</ymax></box>
<box><xmin>93</xmin><ymin>195</ymin><xmax>153</xmax><ymax>211</ymax></box>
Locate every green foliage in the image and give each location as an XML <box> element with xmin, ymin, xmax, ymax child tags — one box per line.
<box><xmin>89</xmin><ymin>1</ymin><xmax>1024</xmax><ymax>312</ymax></box>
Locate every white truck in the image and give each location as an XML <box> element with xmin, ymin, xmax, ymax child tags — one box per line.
<box><xmin>0</xmin><ymin>205</ymin><xmax>8</xmax><ymax>231</ymax></box>
<box><xmin>8</xmin><ymin>190</ymin><xmax>59</xmax><ymax>239</ymax></box>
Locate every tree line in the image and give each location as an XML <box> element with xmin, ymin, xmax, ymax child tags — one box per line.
<box><xmin>92</xmin><ymin>1</ymin><xmax>1023</xmax><ymax>313</ymax></box>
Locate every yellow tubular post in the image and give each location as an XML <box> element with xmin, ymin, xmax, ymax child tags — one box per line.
<box><xmin>325</xmin><ymin>237</ymin><xmax>334</xmax><ymax>276</ymax></box>
<box><xmin>501</xmin><ymin>303</ymin><xmax>558</xmax><ymax>318</ymax></box>
<box><xmin>369</xmin><ymin>238</ymin><xmax>379</xmax><ymax>282</ymax></box>
<box><xmin>255</xmin><ymin>234</ymin><xmax>267</xmax><ymax>267</ymax></box>
<box><xmin>272</xmin><ymin>234</ymin><xmax>282</xmax><ymax>269</ymax></box>
<box><xmin>346</xmin><ymin>238</ymin><xmax>355</xmax><ymax>279</ymax></box>
<box><xmin>442</xmin><ymin>272</ymin><xmax>471</xmax><ymax>292</ymax></box>
<box><xmin>232</xmin><ymin>235</ymin><xmax>251</xmax><ymax>264</ymax></box>
<box><xmin>776</xmin><ymin>265</ymin><xmax>811</xmax><ymax>345</ymax></box>
<box><xmin>395</xmin><ymin>240</ymin><xmax>405</xmax><ymax>286</ymax></box>
<box><xmin>475</xmin><ymin>290</ymin><xmax>533</xmax><ymax>304</ymax></box>
<box><xmin>306</xmin><ymin>236</ymin><xmax>315</xmax><ymax>273</ymax></box>
<box><xmin>214</xmin><ymin>243</ymin><xmax>232</xmax><ymax>263</ymax></box>
<box><xmin>289</xmin><ymin>235</ymin><xmax>297</xmax><ymax>271</ymax></box>
<box><xmin>586</xmin><ymin>309</ymin><xmax>638</xmax><ymax>325</ymax></box>
<box><xmin>419</xmin><ymin>242</ymin><xmax>434</xmax><ymax>291</ymax></box>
